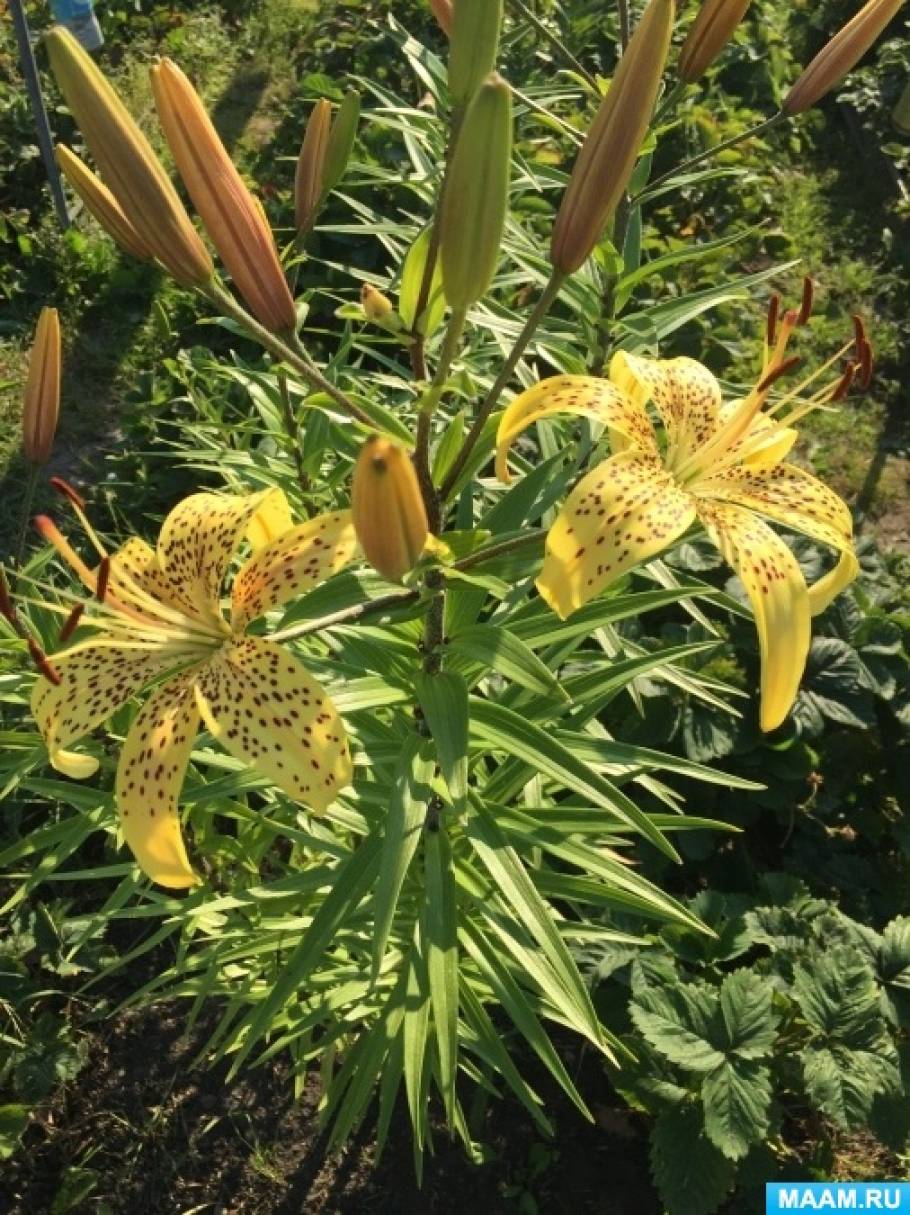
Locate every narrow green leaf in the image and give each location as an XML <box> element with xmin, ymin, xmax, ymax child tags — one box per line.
<box><xmin>425</xmin><ymin>827</ymin><xmax>459</xmax><ymax>1121</ymax></box>
<box><xmin>449</xmin><ymin>624</ymin><xmax>567</xmax><ymax>700</ymax></box>
<box><xmin>414</xmin><ymin>671</ymin><xmax>469</xmax><ymax>805</ymax></box>
<box><xmin>403</xmin><ymin>926</ymin><xmax>431</xmax><ymax>1152</ymax></box>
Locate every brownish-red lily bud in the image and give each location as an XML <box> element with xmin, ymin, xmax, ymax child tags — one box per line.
<box><xmin>45</xmin><ymin>26</ymin><xmax>213</xmax><ymax>288</ymax></box>
<box><xmin>352</xmin><ymin>437</ymin><xmax>429</xmax><ymax>582</ymax></box>
<box><xmin>55</xmin><ymin>144</ymin><xmax>153</xmax><ymax>262</ymax></box>
<box><xmin>551</xmin><ymin>0</ymin><xmax>675</xmax><ymax>274</ymax></box>
<box><xmin>678</xmin><ymin>0</ymin><xmax>753</xmax><ymax>82</ymax></box>
<box><xmin>784</xmin><ymin>0</ymin><xmax>904</xmax><ymax>115</ymax></box>
<box><xmin>151</xmin><ymin>58</ymin><xmax>297</xmax><ymax>333</ymax></box>
<box><xmin>295</xmin><ymin>98</ymin><xmax>333</xmax><ymax>236</ymax></box>
<box><xmin>430</xmin><ymin>0</ymin><xmax>454</xmax><ymax>37</ymax></box>
<box><xmin>22</xmin><ymin>308</ymin><xmax>61</xmax><ymax>466</ymax></box>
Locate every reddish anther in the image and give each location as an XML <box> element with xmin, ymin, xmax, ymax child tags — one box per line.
<box><xmin>58</xmin><ymin>602</ymin><xmax>85</xmax><ymax>644</ymax></box>
<box><xmin>49</xmin><ymin>477</ymin><xmax>86</xmax><ymax>510</ymax></box>
<box><xmin>0</xmin><ymin>570</ymin><xmax>16</xmax><ymax>624</ymax></box>
<box><xmin>95</xmin><ymin>556</ymin><xmax>111</xmax><ymax>603</ymax></box>
<box><xmin>766</xmin><ymin>294</ymin><xmax>781</xmax><ymax>346</ymax></box>
<box><xmin>852</xmin><ymin>314</ymin><xmax>867</xmax><ymax>350</ymax></box>
<box><xmin>858</xmin><ymin>340</ymin><xmax>874</xmax><ymax>389</ymax></box>
<box><xmin>757</xmin><ymin>355</ymin><xmax>802</xmax><ymax>394</ymax></box>
<box><xmin>832</xmin><ymin>361</ymin><xmax>857</xmax><ymax>402</ymax></box>
<box><xmin>797</xmin><ymin>277</ymin><xmax>815</xmax><ymax>326</ymax></box>
<box><xmin>28</xmin><ymin>639</ymin><xmax>62</xmax><ymax>686</ymax></box>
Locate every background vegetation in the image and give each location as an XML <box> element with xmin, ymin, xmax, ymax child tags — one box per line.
<box><xmin>0</xmin><ymin>0</ymin><xmax>908</xmax><ymax>1211</ymax></box>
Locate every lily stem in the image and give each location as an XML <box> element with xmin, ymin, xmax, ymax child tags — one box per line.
<box><xmin>202</xmin><ymin>282</ymin><xmax>374</xmax><ymax>429</ymax></box>
<box><xmin>270</xmin><ymin>532</ymin><xmax>543</xmax><ymax>643</ymax></box>
<box><xmin>415</xmin><ymin>306</ymin><xmax>467</xmax><ymax>529</ymax></box>
<box><xmin>508</xmin><ymin>0</ymin><xmax>599</xmax><ymax>90</ymax></box>
<box><xmin>590</xmin><ymin>195</ymin><xmax>631</xmax><ymax>375</ymax></box>
<box><xmin>14</xmin><ymin>463</ymin><xmax>40</xmax><ymax>574</ymax></box>
<box><xmin>440</xmin><ymin>270</ymin><xmax>565</xmax><ymax>501</ymax></box>
<box><xmin>277</xmin><ymin>372</ymin><xmax>310</xmax><ymax>499</ymax></box>
<box><xmin>617</xmin><ymin>0</ymin><xmax>630</xmax><ymax>51</ymax></box>
<box><xmin>637</xmin><ymin>111</ymin><xmax>786</xmax><ymax>202</ymax></box>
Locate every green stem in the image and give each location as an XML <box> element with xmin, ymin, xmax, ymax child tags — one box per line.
<box><xmin>202</xmin><ymin>282</ymin><xmax>374</xmax><ymax>429</ymax></box>
<box><xmin>636</xmin><ymin>112</ymin><xmax>786</xmax><ymax>202</ymax></box>
<box><xmin>589</xmin><ymin>196</ymin><xmax>631</xmax><ymax>376</ymax></box>
<box><xmin>617</xmin><ymin>0</ymin><xmax>630</xmax><ymax>51</ymax></box>
<box><xmin>415</xmin><ymin>306</ymin><xmax>467</xmax><ymax>527</ymax></box>
<box><xmin>14</xmin><ymin>464</ymin><xmax>40</xmax><ymax>573</ymax></box>
<box><xmin>652</xmin><ymin>79</ymin><xmax>687</xmax><ymax>129</ymax></box>
<box><xmin>508</xmin><ymin>0</ymin><xmax>599</xmax><ymax>90</ymax></box>
<box><xmin>269</xmin><ymin>531</ymin><xmax>543</xmax><ymax>643</ymax></box>
<box><xmin>277</xmin><ymin>372</ymin><xmax>310</xmax><ymax>499</ymax></box>
<box><xmin>440</xmin><ymin>270</ymin><xmax>565</xmax><ymax>500</ymax></box>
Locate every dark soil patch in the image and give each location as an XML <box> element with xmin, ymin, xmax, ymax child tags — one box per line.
<box><xmin>1</xmin><ymin>1002</ymin><xmax>658</xmax><ymax>1214</ymax></box>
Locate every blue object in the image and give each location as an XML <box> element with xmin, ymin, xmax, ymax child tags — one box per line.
<box><xmin>767</xmin><ymin>1183</ymin><xmax>910</xmax><ymax>1212</ymax></box>
<box><xmin>50</xmin><ymin>0</ymin><xmax>103</xmax><ymax>50</ymax></box>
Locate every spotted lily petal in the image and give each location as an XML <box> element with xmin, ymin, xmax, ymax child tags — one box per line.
<box><xmin>106</xmin><ymin>537</ymin><xmax>212</xmax><ymax>626</ymax></box>
<box><xmin>717</xmin><ymin>401</ymin><xmax>798</xmax><ymax>470</ymax></box>
<box><xmin>537</xmin><ymin>450</ymin><xmax>696</xmax><ymax>618</ymax></box>
<box><xmin>495</xmin><ymin>375</ymin><xmax>656</xmax><ymax>483</ymax></box>
<box><xmin>231</xmin><ymin>511</ymin><xmax>357</xmax><ymax>631</ymax></box>
<box><xmin>807</xmin><ymin>549</ymin><xmax>861</xmax><ymax>617</ymax></box>
<box><xmin>31</xmin><ymin>644</ymin><xmax>183</xmax><ymax>777</ymax></box>
<box><xmin>696</xmin><ymin>462</ymin><xmax>855</xmax><ymax>560</ymax></box>
<box><xmin>246</xmin><ymin>489</ymin><xmax>295</xmax><ymax>552</ymax></box>
<box><xmin>609</xmin><ymin>352</ymin><xmax>721</xmax><ymax>462</ymax></box>
<box><xmin>698</xmin><ymin>501</ymin><xmax>811</xmax><ymax>732</ymax></box>
<box><xmin>115</xmin><ymin>670</ymin><xmax>202</xmax><ymax>889</ymax></box>
<box><xmin>156</xmin><ymin>489</ymin><xmax>286</xmax><ymax>621</ymax></box>
<box><xmin>193</xmin><ymin>637</ymin><xmax>352</xmax><ymax>811</ymax></box>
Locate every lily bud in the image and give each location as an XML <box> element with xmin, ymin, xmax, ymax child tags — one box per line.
<box><xmin>678</xmin><ymin>0</ymin><xmax>753</xmax><ymax>82</ymax></box>
<box><xmin>361</xmin><ymin>283</ymin><xmax>394</xmax><ymax>321</ymax></box>
<box><xmin>295</xmin><ymin>98</ymin><xmax>333</xmax><ymax>235</ymax></box>
<box><xmin>430</xmin><ymin>0</ymin><xmax>454</xmax><ymax>38</ymax></box>
<box><xmin>45</xmin><ymin>26</ymin><xmax>212</xmax><ymax>288</ymax></box>
<box><xmin>784</xmin><ymin>0</ymin><xmax>904</xmax><ymax>115</ymax></box>
<box><xmin>151</xmin><ymin>58</ymin><xmax>296</xmax><ymax>333</ymax></box>
<box><xmin>55</xmin><ymin>144</ymin><xmax>153</xmax><ymax>262</ymax></box>
<box><xmin>22</xmin><ymin>308</ymin><xmax>61</xmax><ymax>466</ymax></box>
<box><xmin>440</xmin><ymin>73</ymin><xmax>512</xmax><ymax>309</ymax></box>
<box><xmin>323</xmin><ymin>91</ymin><xmax>361</xmax><ymax>195</ymax></box>
<box><xmin>448</xmin><ymin>0</ymin><xmax>504</xmax><ymax>105</ymax></box>
<box><xmin>352</xmin><ymin>437</ymin><xmax>429</xmax><ymax>582</ymax></box>
<box><xmin>550</xmin><ymin>0</ymin><xmax>674</xmax><ymax>274</ymax></box>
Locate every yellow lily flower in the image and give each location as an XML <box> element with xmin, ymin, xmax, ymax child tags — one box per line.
<box><xmin>30</xmin><ymin>487</ymin><xmax>357</xmax><ymax>889</ymax></box>
<box><xmin>496</xmin><ymin>293</ymin><xmax>863</xmax><ymax>733</ymax></box>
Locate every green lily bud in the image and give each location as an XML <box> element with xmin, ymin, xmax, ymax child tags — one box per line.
<box><xmin>448</xmin><ymin>0</ymin><xmax>503</xmax><ymax>105</ymax></box>
<box><xmin>323</xmin><ymin>90</ymin><xmax>361</xmax><ymax>195</ymax></box>
<box><xmin>439</xmin><ymin>73</ymin><xmax>512</xmax><ymax>309</ymax></box>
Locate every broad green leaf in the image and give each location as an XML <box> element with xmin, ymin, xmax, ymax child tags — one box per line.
<box><xmin>399</xmin><ymin>226</ymin><xmax>446</xmax><ymax>336</ymax></box>
<box><xmin>469</xmin><ymin>699</ymin><xmax>679</xmax><ymax>862</ymax></box>
<box><xmin>718</xmin><ymin>970</ymin><xmax>778</xmax><ymax>1060</ymax></box>
<box><xmin>371</xmin><ymin>735</ymin><xmax>434</xmax><ymax>981</ymax></box>
<box><xmin>650</xmin><ymin>1106</ymin><xmax>736</xmax><ymax>1215</ymax></box>
<box><xmin>802</xmin><ymin>1044</ymin><xmax>899</xmax><ymax>1130</ymax></box>
<box><xmin>0</xmin><ymin>1105</ymin><xmax>29</xmax><ymax>1160</ymax></box>
<box><xmin>414</xmin><ymin>672</ymin><xmax>469</xmax><ymax>806</ymax></box>
<box><xmin>630</xmin><ymin>985</ymin><xmax>725</xmax><ymax>1073</ymax></box>
<box><xmin>702</xmin><ymin>1060</ymin><xmax>772</xmax><ymax>1160</ymax></box>
<box><xmin>448</xmin><ymin>623</ymin><xmax>567</xmax><ymax>700</ymax></box>
<box><xmin>792</xmin><ymin>948</ymin><xmax>886</xmax><ymax>1050</ymax></box>
<box><xmin>425</xmin><ymin>828</ymin><xmax>459</xmax><ymax>1120</ymax></box>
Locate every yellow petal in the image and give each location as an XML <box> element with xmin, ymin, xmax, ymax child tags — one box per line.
<box><xmin>31</xmin><ymin>645</ymin><xmax>179</xmax><ymax>776</ymax></box>
<box><xmin>246</xmin><ymin>489</ymin><xmax>295</xmax><ymax>552</ymax></box>
<box><xmin>156</xmin><ymin>489</ymin><xmax>286</xmax><ymax>620</ymax></box>
<box><xmin>609</xmin><ymin>352</ymin><xmax>721</xmax><ymax>462</ymax></box>
<box><xmin>695</xmin><ymin>462</ymin><xmax>854</xmax><ymax>560</ymax></box>
<box><xmin>715</xmin><ymin>400</ymin><xmax>798</xmax><ymax>469</ymax></box>
<box><xmin>495</xmin><ymin>375</ymin><xmax>656</xmax><ymax>484</ymax></box>
<box><xmin>105</xmin><ymin>537</ymin><xmax>211</xmax><ymax>627</ymax></box>
<box><xmin>536</xmin><ymin>450</ymin><xmax>696</xmax><ymax>618</ymax></box>
<box><xmin>231</xmin><ymin>510</ymin><xmax>358</xmax><ymax>631</ymax></box>
<box><xmin>194</xmin><ymin>637</ymin><xmax>352</xmax><ymax>812</ymax></box>
<box><xmin>808</xmin><ymin>548</ymin><xmax>860</xmax><ymax>617</ymax></box>
<box><xmin>115</xmin><ymin>671</ymin><xmax>201</xmax><ymax>890</ymax></box>
<box><xmin>698</xmin><ymin>501</ymin><xmax>811</xmax><ymax>733</ymax></box>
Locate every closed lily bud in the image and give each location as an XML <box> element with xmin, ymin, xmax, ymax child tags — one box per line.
<box><xmin>151</xmin><ymin>58</ymin><xmax>296</xmax><ymax>333</ymax></box>
<box><xmin>22</xmin><ymin>308</ymin><xmax>61</xmax><ymax>466</ymax></box>
<box><xmin>361</xmin><ymin>283</ymin><xmax>396</xmax><ymax>324</ymax></box>
<box><xmin>295</xmin><ymin>98</ymin><xmax>333</xmax><ymax>235</ymax></box>
<box><xmin>678</xmin><ymin>0</ymin><xmax>753</xmax><ymax>82</ymax></box>
<box><xmin>784</xmin><ymin>0</ymin><xmax>904</xmax><ymax>115</ymax></box>
<box><xmin>352</xmin><ymin>437</ymin><xmax>429</xmax><ymax>582</ymax></box>
<box><xmin>45</xmin><ymin>26</ymin><xmax>212</xmax><ymax>288</ymax></box>
<box><xmin>440</xmin><ymin>73</ymin><xmax>512</xmax><ymax>309</ymax></box>
<box><xmin>430</xmin><ymin>0</ymin><xmax>454</xmax><ymax>38</ymax></box>
<box><xmin>323</xmin><ymin>91</ymin><xmax>361</xmax><ymax>195</ymax></box>
<box><xmin>551</xmin><ymin>0</ymin><xmax>674</xmax><ymax>274</ymax></box>
<box><xmin>448</xmin><ymin>0</ymin><xmax>504</xmax><ymax>105</ymax></box>
<box><xmin>55</xmin><ymin>144</ymin><xmax>153</xmax><ymax>262</ymax></box>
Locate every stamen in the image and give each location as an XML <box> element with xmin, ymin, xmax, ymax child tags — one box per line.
<box><xmin>852</xmin><ymin>314</ymin><xmax>867</xmax><ymax>350</ymax></box>
<box><xmin>49</xmin><ymin>476</ymin><xmax>86</xmax><ymax>511</ymax></box>
<box><xmin>797</xmin><ymin>277</ymin><xmax>814</xmax><ymax>326</ymax></box>
<box><xmin>832</xmin><ymin>361</ymin><xmax>857</xmax><ymax>402</ymax></box>
<box><xmin>95</xmin><ymin>556</ymin><xmax>111</xmax><ymax>604</ymax></box>
<box><xmin>0</xmin><ymin>569</ymin><xmax>17</xmax><ymax>624</ymax></box>
<box><xmin>858</xmin><ymin>340</ymin><xmax>873</xmax><ymax>389</ymax></box>
<box><xmin>34</xmin><ymin>515</ymin><xmax>96</xmax><ymax>587</ymax></box>
<box><xmin>28</xmin><ymin>639</ymin><xmax>62</xmax><ymax>686</ymax></box>
<box><xmin>766</xmin><ymin>294</ymin><xmax>781</xmax><ymax>347</ymax></box>
<box><xmin>757</xmin><ymin>355</ymin><xmax>802</xmax><ymax>394</ymax></box>
<box><xmin>58</xmin><ymin>602</ymin><xmax>86</xmax><ymax>644</ymax></box>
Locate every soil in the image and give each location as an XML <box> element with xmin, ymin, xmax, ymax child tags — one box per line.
<box><xmin>0</xmin><ymin>1002</ymin><xmax>658</xmax><ymax>1215</ymax></box>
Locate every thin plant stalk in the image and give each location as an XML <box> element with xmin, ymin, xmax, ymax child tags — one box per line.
<box><xmin>589</xmin><ymin>195</ymin><xmax>631</xmax><ymax>375</ymax></box>
<box><xmin>617</xmin><ymin>0</ymin><xmax>631</xmax><ymax>51</ymax></box>
<box><xmin>639</xmin><ymin>111</ymin><xmax>785</xmax><ymax>200</ymax></box>
<box><xmin>277</xmin><ymin>372</ymin><xmax>310</xmax><ymax>499</ymax></box>
<box><xmin>508</xmin><ymin>0</ymin><xmax>598</xmax><ymax>89</ymax></box>
<box><xmin>416</xmin><ymin>306</ymin><xmax>468</xmax><ymax>526</ymax></box>
<box><xmin>14</xmin><ymin>464</ymin><xmax>40</xmax><ymax>572</ymax></box>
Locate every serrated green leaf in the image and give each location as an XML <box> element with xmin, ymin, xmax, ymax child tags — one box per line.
<box><xmin>718</xmin><ymin>970</ymin><xmax>778</xmax><ymax>1060</ymax></box>
<box><xmin>650</xmin><ymin>1105</ymin><xmax>735</xmax><ymax>1215</ymax></box>
<box><xmin>702</xmin><ymin>1060</ymin><xmax>772</xmax><ymax>1161</ymax></box>
<box><xmin>802</xmin><ymin>1044</ymin><xmax>898</xmax><ymax>1130</ymax></box>
<box><xmin>630</xmin><ymin>985</ymin><xmax>725</xmax><ymax>1073</ymax></box>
